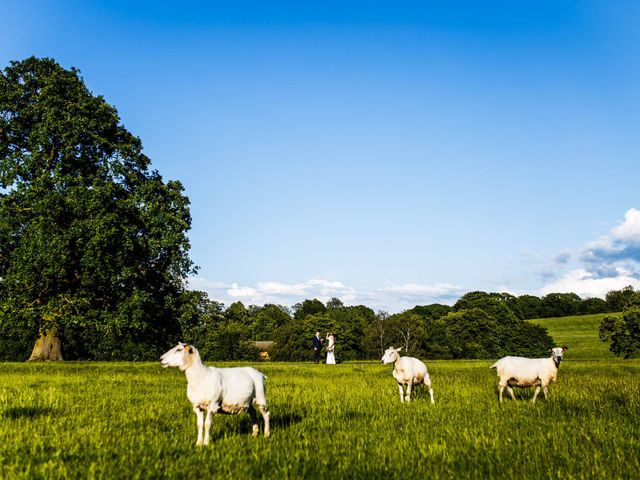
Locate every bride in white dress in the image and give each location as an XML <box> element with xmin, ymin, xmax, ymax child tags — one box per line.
<box><xmin>326</xmin><ymin>331</ymin><xmax>336</xmax><ymax>364</ymax></box>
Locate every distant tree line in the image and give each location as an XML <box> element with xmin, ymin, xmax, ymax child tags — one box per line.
<box><xmin>169</xmin><ymin>285</ymin><xmax>640</xmax><ymax>362</ymax></box>
<box><xmin>2</xmin><ymin>284</ymin><xmax>638</xmax><ymax>362</ymax></box>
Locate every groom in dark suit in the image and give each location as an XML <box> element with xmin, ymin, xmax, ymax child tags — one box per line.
<box><xmin>312</xmin><ymin>331</ymin><xmax>322</xmax><ymax>364</ymax></box>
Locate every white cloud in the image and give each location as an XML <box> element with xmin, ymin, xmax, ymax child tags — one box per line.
<box><xmin>611</xmin><ymin>208</ymin><xmax>640</xmax><ymax>245</ymax></box>
<box><xmin>584</xmin><ymin>235</ymin><xmax>614</xmax><ymax>252</ymax></box>
<box><xmin>228</xmin><ymin>283</ymin><xmax>259</xmax><ymax>298</ymax></box>
<box><xmin>542</xmin><ymin>208</ymin><xmax>640</xmax><ymax>296</ymax></box>
<box><xmin>186</xmin><ymin>277</ymin><xmax>229</xmax><ymax>292</ymax></box>
<box><xmin>540</xmin><ymin>267</ymin><xmax>640</xmax><ymax>298</ymax></box>
<box><xmin>381</xmin><ymin>283</ymin><xmax>463</xmax><ymax>298</ymax></box>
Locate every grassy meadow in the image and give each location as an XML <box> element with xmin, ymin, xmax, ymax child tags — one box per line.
<box><xmin>529</xmin><ymin>313</ymin><xmax>614</xmax><ymax>359</ymax></box>
<box><xmin>1</xmin><ymin>315</ymin><xmax>639</xmax><ymax>479</ymax></box>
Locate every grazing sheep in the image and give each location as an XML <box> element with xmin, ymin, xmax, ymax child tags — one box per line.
<box><xmin>160</xmin><ymin>343</ymin><xmax>270</xmax><ymax>445</ymax></box>
<box><xmin>381</xmin><ymin>346</ymin><xmax>434</xmax><ymax>404</ymax></box>
<box><xmin>491</xmin><ymin>347</ymin><xmax>568</xmax><ymax>403</ymax></box>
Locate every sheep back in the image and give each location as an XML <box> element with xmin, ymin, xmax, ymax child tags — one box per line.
<box><xmin>394</xmin><ymin>356</ymin><xmax>428</xmax><ymax>384</ymax></box>
<box><xmin>492</xmin><ymin>356</ymin><xmax>557</xmax><ymax>387</ymax></box>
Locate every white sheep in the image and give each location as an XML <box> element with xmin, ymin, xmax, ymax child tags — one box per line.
<box><xmin>160</xmin><ymin>343</ymin><xmax>270</xmax><ymax>445</ymax></box>
<box><xmin>490</xmin><ymin>346</ymin><xmax>568</xmax><ymax>403</ymax></box>
<box><xmin>381</xmin><ymin>346</ymin><xmax>434</xmax><ymax>404</ymax></box>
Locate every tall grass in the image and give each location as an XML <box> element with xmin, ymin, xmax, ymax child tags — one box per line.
<box><xmin>1</xmin><ymin>357</ymin><xmax>638</xmax><ymax>479</ymax></box>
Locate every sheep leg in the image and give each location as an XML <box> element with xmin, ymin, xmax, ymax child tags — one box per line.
<box><xmin>532</xmin><ymin>386</ymin><xmax>541</xmax><ymax>403</ymax></box>
<box><xmin>498</xmin><ymin>383</ymin><xmax>506</xmax><ymax>403</ymax></box>
<box><xmin>258</xmin><ymin>404</ymin><xmax>270</xmax><ymax>438</ymax></box>
<box><xmin>203</xmin><ymin>410</ymin><xmax>213</xmax><ymax>445</ymax></box>
<box><xmin>397</xmin><ymin>383</ymin><xmax>405</xmax><ymax>403</ymax></box>
<box><xmin>248</xmin><ymin>406</ymin><xmax>259</xmax><ymax>437</ymax></box>
<box><xmin>405</xmin><ymin>380</ymin><xmax>413</xmax><ymax>403</ymax></box>
<box><xmin>194</xmin><ymin>408</ymin><xmax>204</xmax><ymax>446</ymax></box>
<box><xmin>506</xmin><ymin>386</ymin><xmax>516</xmax><ymax>400</ymax></box>
<box><xmin>542</xmin><ymin>385</ymin><xmax>550</xmax><ymax>399</ymax></box>
<box><xmin>424</xmin><ymin>378</ymin><xmax>435</xmax><ymax>404</ymax></box>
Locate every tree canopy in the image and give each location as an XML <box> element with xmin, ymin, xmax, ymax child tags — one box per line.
<box><xmin>600</xmin><ymin>290</ymin><xmax>640</xmax><ymax>358</ymax></box>
<box><xmin>0</xmin><ymin>57</ymin><xmax>195</xmax><ymax>360</ymax></box>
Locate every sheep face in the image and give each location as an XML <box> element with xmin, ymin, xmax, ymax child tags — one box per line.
<box><xmin>549</xmin><ymin>346</ymin><xmax>568</xmax><ymax>366</ymax></box>
<box><xmin>381</xmin><ymin>347</ymin><xmax>402</xmax><ymax>364</ymax></box>
<box><xmin>160</xmin><ymin>343</ymin><xmax>195</xmax><ymax>371</ymax></box>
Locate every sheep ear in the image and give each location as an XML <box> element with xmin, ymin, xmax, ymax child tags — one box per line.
<box><xmin>547</xmin><ymin>347</ymin><xmax>552</xmax><ymax>352</ymax></box>
<box><xmin>187</xmin><ymin>346</ymin><xmax>193</xmax><ymax>354</ymax></box>
<box><xmin>562</xmin><ymin>346</ymin><xmax>568</xmax><ymax>351</ymax></box>
<box><xmin>396</xmin><ymin>347</ymin><xmax>403</xmax><ymax>352</ymax></box>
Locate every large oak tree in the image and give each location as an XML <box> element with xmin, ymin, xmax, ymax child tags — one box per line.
<box><xmin>0</xmin><ymin>57</ymin><xmax>195</xmax><ymax>360</ymax></box>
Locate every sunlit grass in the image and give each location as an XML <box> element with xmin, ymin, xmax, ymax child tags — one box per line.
<box><xmin>1</xmin><ymin>357</ymin><xmax>638</xmax><ymax>479</ymax></box>
<box><xmin>529</xmin><ymin>313</ymin><xmax>613</xmax><ymax>359</ymax></box>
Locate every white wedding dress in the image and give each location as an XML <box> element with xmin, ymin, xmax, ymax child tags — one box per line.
<box><xmin>326</xmin><ymin>336</ymin><xmax>336</xmax><ymax>364</ymax></box>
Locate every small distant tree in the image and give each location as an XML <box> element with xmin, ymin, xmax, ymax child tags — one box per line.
<box><xmin>293</xmin><ymin>298</ymin><xmax>326</xmax><ymax>320</ymax></box>
<box><xmin>579</xmin><ymin>297</ymin><xmax>607</xmax><ymax>315</ymax></box>
<box><xmin>363</xmin><ymin>310</ymin><xmax>391</xmax><ymax>358</ymax></box>
<box><xmin>387</xmin><ymin>312</ymin><xmax>425</xmax><ymax>354</ymax></box>
<box><xmin>600</xmin><ymin>292</ymin><xmax>640</xmax><ymax>358</ymax></box>
<box><xmin>442</xmin><ymin>309</ymin><xmax>500</xmax><ymax>359</ymax></box>
<box><xmin>408</xmin><ymin>304</ymin><xmax>451</xmax><ymax>320</ymax></box>
<box><xmin>225</xmin><ymin>301</ymin><xmax>250</xmax><ymax>326</ymax></box>
<box><xmin>540</xmin><ymin>293</ymin><xmax>582</xmax><ymax>318</ymax></box>
<box><xmin>605</xmin><ymin>286</ymin><xmax>635</xmax><ymax>312</ymax></box>
<box><xmin>516</xmin><ymin>295</ymin><xmax>543</xmax><ymax>319</ymax></box>
<box><xmin>326</xmin><ymin>297</ymin><xmax>344</xmax><ymax>310</ymax></box>
<box><xmin>250</xmin><ymin>304</ymin><xmax>291</xmax><ymax>340</ymax></box>
<box><xmin>454</xmin><ymin>291</ymin><xmax>522</xmax><ymax>319</ymax></box>
<box><xmin>175</xmin><ymin>291</ymin><xmax>225</xmax><ymax>356</ymax></box>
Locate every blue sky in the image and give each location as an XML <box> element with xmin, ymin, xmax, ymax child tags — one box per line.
<box><xmin>3</xmin><ymin>1</ymin><xmax>640</xmax><ymax>311</ymax></box>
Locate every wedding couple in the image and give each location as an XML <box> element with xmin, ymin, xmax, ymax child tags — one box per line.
<box><xmin>312</xmin><ymin>330</ymin><xmax>336</xmax><ymax>364</ymax></box>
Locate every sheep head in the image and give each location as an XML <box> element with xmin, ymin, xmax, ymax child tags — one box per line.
<box><xmin>160</xmin><ymin>343</ymin><xmax>197</xmax><ymax>371</ymax></box>
<box><xmin>381</xmin><ymin>346</ymin><xmax>402</xmax><ymax>364</ymax></box>
<box><xmin>548</xmin><ymin>346</ymin><xmax>568</xmax><ymax>367</ymax></box>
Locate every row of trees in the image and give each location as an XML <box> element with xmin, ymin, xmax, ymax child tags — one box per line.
<box><xmin>1</xmin><ymin>57</ymin><xmax>638</xmax><ymax>361</ymax></box>
<box><xmin>177</xmin><ymin>287</ymin><xmax>640</xmax><ymax>361</ymax></box>
<box><xmin>515</xmin><ymin>288</ymin><xmax>636</xmax><ymax>319</ymax></box>
<box><xmin>4</xmin><ymin>283</ymin><xmax>638</xmax><ymax>362</ymax></box>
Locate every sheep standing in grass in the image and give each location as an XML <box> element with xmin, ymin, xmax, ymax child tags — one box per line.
<box><xmin>160</xmin><ymin>343</ymin><xmax>270</xmax><ymax>445</ymax></box>
<box><xmin>491</xmin><ymin>347</ymin><xmax>568</xmax><ymax>403</ymax></box>
<box><xmin>381</xmin><ymin>346</ymin><xmax>434</xmax><ymax>404</ymax></box>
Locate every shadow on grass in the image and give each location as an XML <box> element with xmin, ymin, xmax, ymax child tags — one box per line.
<box><xmin>2</xmin><ymin>406</ymin><xmax>56</xmax><ymax>419</ymax></box>
<box><xmin>270</xmin><ymin>411</ymin><xmax>303</xmax><ymax>429</ymax></box>
<box><xmin>205</xmin><ymin>410</ymin><xmax>304</xmax><ymax>441</ymax></box>
<box><xmin>406</xmin><ymin>385</ymin><xmax>435</xmax><ymax>402</ymax></box>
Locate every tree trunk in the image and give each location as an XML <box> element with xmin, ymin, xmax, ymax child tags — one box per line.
<box><xmin>28</xmin><ymin>332</ymin><xmax>63</xmax><ymax>361</ymax></box>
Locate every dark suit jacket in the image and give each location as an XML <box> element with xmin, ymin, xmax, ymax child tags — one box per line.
<box><xmin>312</xmin><ymin>335</ymin><xmax>322</xmax><ymax>350</ymax></box>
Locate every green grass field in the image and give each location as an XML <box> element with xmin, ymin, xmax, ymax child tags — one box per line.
<box><xmin>1</xmin><ymin>314</ymin><xmax>638</xmax><ymax>479</ymax></box>
<box><xmin>529</xmin><ymin>313</ymin><xmax>614</xmax><ymax>359</ymax></box>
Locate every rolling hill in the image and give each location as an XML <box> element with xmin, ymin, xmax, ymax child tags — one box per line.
<box><xmin>529</xmin><ymin>313</ymin><xmax>616</xmax><ymax>359</ymax></box>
